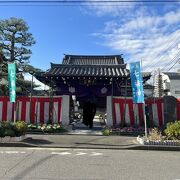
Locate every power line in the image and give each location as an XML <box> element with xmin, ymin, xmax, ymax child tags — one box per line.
<box><xmin>151</xmin><ymin>41</ymin><xmax>180</xmax><ymax>68</ymax></box>
<box><xmin>0</xmin><ymin>0</ymin><xmax>179</xmax><ymax>6</ymax></box>
<box><xmin>142</xmin><ymin>30</ymin><xmax>180</xmax><ymax>72</ymax></box>
<box><xmin>150</xmin><ymin>43</ymin><xmax>180</xmax><ymax>70</ymax></box>
<box><xmin>0</xmin><ymin>0</ymin><xmax>180</xmax><ymax>2</ymax></box>
<box><xmin>161</xmin><ymin>51</ymin><xmax>180</xmax><ymax>71</ymax></box>
<box><xmin>166</xmin><ymin>52</ymin><xmax>180</xmax><ymax>72</ymax></box>
<box><xmin>0</xmin><ymin>0</ymin><xmax>180</xmax><ymax>4</ymax></box>
<box><xmin>0</xmin><ymin>4</ymin><xmax>177</xmax><ymax>6</ymax></box>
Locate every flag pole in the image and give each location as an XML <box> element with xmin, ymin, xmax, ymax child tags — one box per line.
<box><xmin>14</xmin><ymin>102</ymin><xmax>16</xmax><ymax>123</ymax></box>
<box><xmin>143</xmin><ymin>104</ymin><xmax>148</xmax><ymax>138</ymax></box>
<box><xmin>141</xmin><ymin>59</ymin><xmax>148</xmax><ymax>138</ymax></box>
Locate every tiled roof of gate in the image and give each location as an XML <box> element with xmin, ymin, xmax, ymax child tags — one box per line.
<box><xmin>62</xmin><ymin>54</ymin><xmax>124</xmax><ymax>65</ymax></box>
<box><xmin>48</xmin><ymin>63</ymin><xmax>129</xmax><ymax>77</ymax></box>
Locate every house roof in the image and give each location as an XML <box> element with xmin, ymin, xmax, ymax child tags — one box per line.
<box><xmin>62</xmin><ymin>54</ymin><xmax>124</xmax><ymax>65</ymax></box>
<box><xmin>48</xmin><ymin>63</ymin><xmax>129</xmax><ymax>78</ymax></box>
<box><xmin>164</xmin><ymin>72</ymin><xmax>180</xmax><ymax>80</ymax></box>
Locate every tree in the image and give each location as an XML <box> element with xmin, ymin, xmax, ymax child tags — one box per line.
<box><xmin>0</xmin><ymin>17</ymin><xmax>36</xmax><ymax>95</ymax></box>
<box><xmin>0</xmin><ymin>17</ymin><xmax>35</xmax><ymax>67</ymax></box>
<box><xmin>24</xmin><ymin>64</ymin><xmax>43</xmax><ymax>74</ymax></box>
<box><xmin>0</xmin><ymin>52</ymin><xmax>8</xmax><ymax>95</ymax></box>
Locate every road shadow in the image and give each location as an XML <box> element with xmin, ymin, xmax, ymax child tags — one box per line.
<box><xmin>22</xmin><ymin>137</ymin><xmax>53</xmax><ymax>145</ymax></box>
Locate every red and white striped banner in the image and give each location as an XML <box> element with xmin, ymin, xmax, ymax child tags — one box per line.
<box><xmin>112</xmin><ymin>98</ymin><xmax>164</xmax><ymax>127</ymax></box>
<box><xmin>145</xmin><ymin>98</ymin><xmax>164</xmax><ymax>126</ymax></box>
<box><xmin>0</xmin><ymin>96</ymin><xmax>62</xmax><ymax>124</ymax></box>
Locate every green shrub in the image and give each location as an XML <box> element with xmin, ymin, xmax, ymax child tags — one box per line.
<box><xmin>102</xmin><ymin>128</ymin><xmax>110</xmax><ymax>136</ymax></box>
<box><xmin>0</xmin><ymin>121</ymin><xmax>16</xmax><ymax>137</ymax></box>
<box><xmin>0</xmin><ymin>126</ymin><xmax>5</xmax><ymax>137</ymax></box>
<box><xmin>164</xmin><ymin>120</ymin><xmax>180</xmax><ymax>140</ymax></box>
<box><xmin>4</xmin><ymin>129</ymin><xmax>15</xmax><ymax>137</ymax></box>
<box><xmin>0</xmin><ymin>121</ymin><xmax>28</xmax><ymax>137</ymax></box>
<box><xmin>15</xmin><ymin>121</ymin><xmax>28</xmax><ymax>136</ymax></box>
<box><xmin>1</xmin><ymin>121</ymin><xmax>13</xmax><ymax>129</ymax></box>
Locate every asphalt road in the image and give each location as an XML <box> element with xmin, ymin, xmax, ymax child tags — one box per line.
<box><xmin>0</xmin><ymin>147</ymin><xmax>180</xmax><ymax>180</ymax></box>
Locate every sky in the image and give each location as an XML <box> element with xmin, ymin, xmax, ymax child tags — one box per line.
<box><xmin>0</xmin><ymin>1</ymin><xmax>180</xmax><ymax>75</ymax></box>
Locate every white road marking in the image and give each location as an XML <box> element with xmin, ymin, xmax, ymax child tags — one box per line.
<box><xmin>0</xmin><ymin>148</ymin><xmax>104</xmax><ymax>157</ymax></box>
<box><xmin>6</xmin><ymin>151</ymin><xmax>19</xmax><ymax>154</ymax></box>
<box><xmin>51</xmin><ymin>151</ymin><xmax>103</xmax><ymax>156</ymax></box>
<box><xmin>76</xmin><ymin>152</ymin><xmax>87</xmax><ymax>156</ymax></box>
<box><xmin>51</xmin><ymin>152</ymin><xmax>72</xmax><ymax>155</ymax></box>
<box><xmin>27</xmin><ymin>147</ymin><xmax>70</xmax><ymax>151</ymax></box>
<box><xmin>90</xmin><ymin>152</ymin><xmax>103</xmax><ymax>156</ymax></box>
<box><xmin>0</xmin><ymin>151</ymin><xmax>26</xmax><ymax>154</ymax></box>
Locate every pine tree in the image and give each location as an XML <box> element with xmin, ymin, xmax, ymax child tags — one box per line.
<box><xmin>0</xmin><ymin>17</ymin><xmax>36</xmax><ymax>95</ymax></box>
<box><xmin>0</xmin><ymin>17</ymin><xmax>35</xmax><ymax>66</ymax></box>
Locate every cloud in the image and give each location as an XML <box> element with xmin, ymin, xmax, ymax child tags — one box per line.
<box><xmin>92</xmin><ymin>8</ymin><xmax>180</xmax><ymax>72</ymax></box>
<box><xmin>164</xmin><ymin>11</ymin><xmax>180</xmax><ymax>24</ymax></box>
<box><xmin>85</xmin><ymin>0</ymin><xmax>180</xmax><ymax>18</ymax></box>
<box><xmin>84</xmin><ymin>0</ymin><xmax>138</xmax><ymax>17</ymax></box>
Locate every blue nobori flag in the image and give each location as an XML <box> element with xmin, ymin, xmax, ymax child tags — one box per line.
<box><xmin>130</xmin><ymin>61</ymin><xmax>144</xmax><ymax>103</ymax></box>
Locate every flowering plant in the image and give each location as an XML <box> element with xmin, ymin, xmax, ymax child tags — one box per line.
<box><xmin>28</xmin><ymin>123</ymin><xmax>66</xmax><ymax>133</ymax></box>
<box><xmin>148</xmin><ymin>128</ymin><xmax>162</xmax><ymax>141</ymax></box>
<box><xmin>110</xmin><ymin>126</ymin><xmax>145</xmax><ymax>133</ymax></box>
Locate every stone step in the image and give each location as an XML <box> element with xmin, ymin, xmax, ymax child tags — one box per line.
<box><xmin>67</xmin><ymin>129</ymin><xmax>103</xmax><ymax>135</ymax></box>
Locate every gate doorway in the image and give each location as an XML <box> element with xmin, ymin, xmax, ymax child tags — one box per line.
<box><xmin>69</xmin><ymin>95</ymin><xmax>106</xmax><ymax>134</ymax></box>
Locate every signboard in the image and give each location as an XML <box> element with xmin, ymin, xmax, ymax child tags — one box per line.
<box><xmin>130</xmin><ymin>61</ymin><xmax>144</xmax><ymax>103</ymax></box>
<box><xmin>8</xmin><ymin>63</ymin><xmax>16</xmax><ymax>102</ymax></box>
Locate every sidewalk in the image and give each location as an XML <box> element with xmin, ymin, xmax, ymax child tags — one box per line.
<box><xmin>0</xmin><ymin>119</ymin><xmax>140</xmax><ymax>150</ymax></box>
<box><xmin>0</xmin><ymin>133</ymin><xmax>138</xmax><ymax>149</ymax></box>
<box><xmin>0</xmin><ymin>119</ymin><xmax>180</xmax><ymax>151</ymax></box>
<box><xmin>1</xmin><ymin>133</ymin><xmax>180</xmax><ymax>151</ymax></box>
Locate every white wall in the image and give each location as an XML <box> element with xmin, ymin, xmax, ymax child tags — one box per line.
<box><xmin>106</xmin><ymin>96</ymin><xmax>113</xmax><ymax>127</ymax></box>
<box><xmin>170</xmin><ymin>79</ymin><xmax>180</xmax><ymax>98</ymax></box>
<box><xmin>60</xmin><ymin>95</ymin><xmax>70</xmax><ymax>126</ymax></box>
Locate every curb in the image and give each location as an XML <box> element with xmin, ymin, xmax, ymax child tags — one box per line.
<box><xmin>26</xmin><ymin>132</ymin><xmax>103</xmax><ymax>136</ymax></box>
<box><xmin>128</xmin><ymin>145</ymin><xmax>180</xmax><ymax>151</ymax></box>
<box><xmin>0</xmin><ymin>141</ymin><xmax>180</xmax><ymax>151</ymax></box>
<box><xmin>0</xmin><ymin>142</ymin><xmax>38</xmax><ymax>147</ymax></box>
